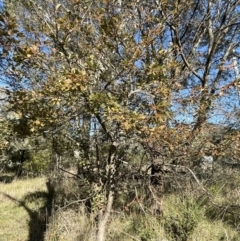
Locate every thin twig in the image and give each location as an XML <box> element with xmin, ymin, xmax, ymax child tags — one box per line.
<box><xmin>58</xmin><ymin>167</ymin><xmax>81</xmax><ymax>179</ymax></box>
<box><xmin>134</xmin><ymin>187</ymin><xmax>147</xmax><ymax>216</ymax></box>
<box><xmin>57</xmin><ymin>195</ymin><xmax>95</xmax><ymax>210</ymax></box>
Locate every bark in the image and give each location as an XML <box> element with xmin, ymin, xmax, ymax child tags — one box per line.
<box><xmin>150</xmin><ymin>159</ymin><xmax>164</xmax><ymax>215</ymax></box>
<box><xmin>16</xmin><ymin>149</ymin><xmax>25</xmax><ymax>177</ymax></box>
<box><xmin>96</xmin><ymin>143</ymin><xmax>116</xmax><ymax>241</ymax></box>
<box><xmin>96</xmin><ymin>190</ymin><xmax>114</xmax><ymax>241</ymax></box>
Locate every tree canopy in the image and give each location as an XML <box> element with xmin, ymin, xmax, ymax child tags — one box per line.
<box><xmin>1</xmin><ymin>0</ymin><xmax>240</xmax><ymax>240</ymax></box>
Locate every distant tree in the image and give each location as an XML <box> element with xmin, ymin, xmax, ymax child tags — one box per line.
<box><xmin>0</xmin><ymin>7</ymin><xmax>19</xmax><ymax>171</ymax></box>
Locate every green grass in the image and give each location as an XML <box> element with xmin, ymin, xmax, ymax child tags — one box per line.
<box><xmin>163</xmin><ymin>194</ymin><xmax>240</xmax><ymax>241</ymax></box>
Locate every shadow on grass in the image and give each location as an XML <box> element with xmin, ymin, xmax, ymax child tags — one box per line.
<box><xmin>2</xmin><ymin>179</ymin><xmax>54</xmax><ymax>241</ymax></box>
<box><xmin>0</xmin><ymin>174</ymin><xmax>15</xmax><ymax>183</ymax></box>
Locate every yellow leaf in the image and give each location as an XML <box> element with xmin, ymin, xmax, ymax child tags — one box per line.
<box><xmin>35</xmin><ymin>119</ymin><xmax>41</xmax><ymax>125</ymax></box>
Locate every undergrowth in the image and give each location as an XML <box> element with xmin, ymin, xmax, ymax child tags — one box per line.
<box><xmin>1</xmin><ymin>172</ymin><xmax>240</xmax><ymax>241</ymax></box>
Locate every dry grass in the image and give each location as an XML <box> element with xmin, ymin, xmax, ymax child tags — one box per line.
<box><xmin>0</xmin><ymin>175</ymin><xmax>47</xmax><ymax>241</ymax></box>
<box><xmin>163</xmin><ymin>194</ymin><xmax>240</xmax><ymax>241</ymax></box>
<box><xmin>1</xmin><ymin>175</ymin><xmax>240</xmax><ymax>241</ymax></box>
<box><xmin>190</xmin><ymin>220</ymin><xmax>240</xmax><ymax>241</ymax></box>
<box><xmin>45</xmin><ymin>205</ymin><xmax>97</xmax><ymax>241</ymax></box>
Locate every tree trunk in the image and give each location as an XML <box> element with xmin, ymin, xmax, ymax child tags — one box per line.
<box><xmin>96</xmin><ymin>190</ymin><xmax>114</xmax><ymax>241</ymax></box>
<box><xmin>150</xmin><ymin>159</ymin><xmax>164</xmax><ymax>215</ymax></box>
<box><xmin>16</xmin><ymin>149</ymin><xmax>26</xmax><ymax>177</ymax></box>
<box><xmin>97</xmin><ymin>144</ymin><xmax>116</xmax><ymax>241</ymax></box>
